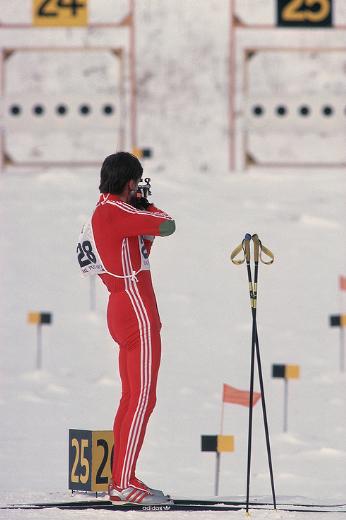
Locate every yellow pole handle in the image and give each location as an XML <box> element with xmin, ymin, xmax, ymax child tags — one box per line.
<box><xmin>252</xmin><ymin>234</ymin><xmax>260</xmax><ymax>263</ymax></box>
<box><xmin>244</xmin><ymin>237</ymin><xmax>251</xmax><ymax>264</ymax></box>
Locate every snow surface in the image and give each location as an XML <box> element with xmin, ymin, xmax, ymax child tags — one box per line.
<box><xmin>0</xmin><ymin>1</ymin><xmax>346</xmax><ymax>519</ymax></box>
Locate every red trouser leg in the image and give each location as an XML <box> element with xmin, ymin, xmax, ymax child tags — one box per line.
<box><xmin>107</xmin><ymin>292</ymin><xmax>161</xmax><ymax>488</ymax></box>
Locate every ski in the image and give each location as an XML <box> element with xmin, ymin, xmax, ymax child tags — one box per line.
<box><xmin>2</xmin><ymin>498</ymin><xmax>346</xmax><ymax>513</ymax></box>
<box><xmin>174</xmin><ymin>498</ymin><xmax>346</xmax><ymax>508</ymax></box>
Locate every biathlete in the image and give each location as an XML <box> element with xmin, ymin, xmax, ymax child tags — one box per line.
<box><xmin>77</xmin><ymin>152</ymin><xmax>175</xmax><ymax>505</ymax></box>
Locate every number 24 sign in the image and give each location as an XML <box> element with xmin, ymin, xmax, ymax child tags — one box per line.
<box><xmin>33</xmin><ymin>0</ymin><xmax>88</xmax><ymax>27</ymax></box>
<box><xmin>277</xmin><ymin>0</ymin><xmax>333</xmax><ymax>27</ymax></box>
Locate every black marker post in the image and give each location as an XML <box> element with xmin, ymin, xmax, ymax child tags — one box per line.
<box><xmin>329</xmin><ymin>315</ymin><xmax>346</xmax><ymax>372</ymax></box>
<box><xmin>272</xmin><ymin>364</ymin><xmax>300</xmax><ymax>432</ymax></box>
<box><xmin>27</xmin><ymin>312</ymin><xmax>52</xmax><ymax>370</ymax></box>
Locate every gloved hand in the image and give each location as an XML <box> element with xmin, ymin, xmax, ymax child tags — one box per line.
<box><xmin>131</xmin><ymin>195</ymin><xmax>152</xmax><ymax>211</ymax></box>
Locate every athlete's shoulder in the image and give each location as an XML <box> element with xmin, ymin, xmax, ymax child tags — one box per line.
<box><xmin>106</xmin><ymin>199</ymin><xmax>169</xmax><ymax>219</ymax></box>
<box><xmin>94</xmin><ymin>198</ymin><xmax>134</xmax><ymax>214</ymax></box>
<box><xmin>107</xmin><ymin>200</ymin><xmax>141</xmax><ymax>214</ymax></box>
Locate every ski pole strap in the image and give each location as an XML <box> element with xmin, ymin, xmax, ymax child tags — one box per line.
<box><xmin>230</xmin><ymin>240</ymin><xmax>246</xmax><ymax>265</ymax></box>
<box><xmin>260</xmin><ymin>242</ymin><xmax>274</xmax><ymax>265</ymax></box>
<box><xmin>231</xmin><ymin>235</ymin><xmax>274</xmax><ymax>265</ymax></box>
<box><xmin>251</xmin><ymin>234</ymin><xmax>274</xmax><ymax>265</ymax></box>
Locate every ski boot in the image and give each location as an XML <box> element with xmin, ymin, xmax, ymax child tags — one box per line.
<box><xmin>108</xmin><ymin>481</ymin><xmax>171</xmax><ymax>505</ymax></box>
<box><xmin>129</xmin><ymin>476</ymin><xmax>166</xmax><ymax>498</ymax></box>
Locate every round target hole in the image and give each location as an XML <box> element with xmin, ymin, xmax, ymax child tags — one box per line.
<box><xmin>252</xmin><ymin>105</ymin><xmax>264</xmax><ymax>116</ymax></box>
<box><xmin>56</xmin><ymin>104</ymin><xmax>68</xmax><ymax>116</ymax></box>
<box><xmin>299</xmin><ymin>105</ymin><xmax>310</xmax><ymax>117</ymax></box>
<box><xmin>9</xmin><ymin>105</ymin><xmax>22</xmax><ymax>116</ymax></box>
<box><xmin>276</xmin><ymin>105</ymin><xmax>287</xmax><ymax>116</ymax></box>
<box><xmin>322</xmin><ymin>105</ymin><xmax>333</xmax><ymax>117</ymax></box>
<box><xmin>79</xmin><ymin>104</ymin><xmax>91</xmax><ymax>115</ymax></box>
<box><xmin>33</xmin><ymin>105</ymin><xmax>45</xmax><ymax>116</ymax></box>
<box><xmin>103</xmin><ymin>104</ymin><xmax>114</xmax><ymax>115</ymax></box>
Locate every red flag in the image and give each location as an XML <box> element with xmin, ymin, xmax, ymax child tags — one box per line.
<box><xmin>339</xmin><ymin>276</ymin><xmax>346</xmax><ymax>291</ymax></box>
<box><xmin>223</xmin><ymin>384</ymin><xmax>261</xmax><ymax>407</ymax></box>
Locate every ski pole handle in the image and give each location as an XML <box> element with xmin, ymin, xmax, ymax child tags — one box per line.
<box><xmin>252</xmin><ymin>235</ymin><xmax>274</xmax><ymax>265</ymax></box>
<box><xmin>252</xmin><ymin>234</ymin><xmax>260</xmax><ymax>264</ymax></box>
<box><xmin>231</xmin><ymin>235</ymin><xmax>274</xmax><ymax>265</ymax></box>
<box><xmin>244</xmin><ymin>233</ymin><xmax>251</xmax><ymax>264</ymax></box>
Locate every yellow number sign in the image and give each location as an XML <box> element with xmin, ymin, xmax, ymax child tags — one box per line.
<box><xmin>69</xmin><ymin>430</ymin><xmax>114</xmax><ymax>492</ymax></box>
<box><xmin>33</xmin><ymin>0</ymin><xmax>88</xmax><ymax>27</ymax></box>
<box><xmin>92</xmin><ymin>431</ymin><xmax>114</xmax><ymax>491</ymax></box>
<box><xmin>278</xmin><ymin>0</ymin><xmax>332</xmax><ymax>27</ymax></box>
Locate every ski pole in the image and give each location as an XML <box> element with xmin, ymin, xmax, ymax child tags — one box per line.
<box><xmin>230</xmin><ymin>234</ymin><xmax>276</xmax><ymax>513</ymax></box>
<box><xmin>251</xmin><ymin>234</ymin><xmax>276</xmax><ymax>511</ymax></box>
<box><xmin>244</xmin><ymin>234</ymin><xmax>257</xmax><ymax>514</ymax></box>
<box><xmin>231</xmin><ymin>234</ymin><xmax>255</xmax><ymax>513</ymax></box>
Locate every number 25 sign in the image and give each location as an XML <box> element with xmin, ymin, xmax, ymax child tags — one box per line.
<box><xmin>277</xmin><ymin>0</ymin><xmax>333</xmax><ymax>27</ymax></box>
<box><xmin>33</xmin><ymin>0</ymin><xmax>88</xmax><ymax>27</ymax></box>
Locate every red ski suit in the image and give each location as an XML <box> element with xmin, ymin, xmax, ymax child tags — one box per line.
<box><xmin>92</xmin><ymin>193</ymin><xmax>174</xmax><ymax>488</ymax></box>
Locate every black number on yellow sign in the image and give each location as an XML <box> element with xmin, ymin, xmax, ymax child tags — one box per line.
<box><xmin>38</xmin><ymin>0</ymin><xmax>56</xmax><ymax>17</ymax></box>
<box><xmin>58</xmin><ymin>0</ymin><xmax>85</xmax><ymax>16</ymax></box>
<box><xmin>277</xmin><ymin>0</ymin><xmax>332</xmax><ymax>26</ymax></box>
<box><xmin>69</xmin><ymin>430</ymin><xmax>114</xmax><ymax>491</ymax></box>
<box><xmin>37</xmin><ymin>0</ymin><xmax>85</xmax><ymax>17</ymax></box>
<box><xmin>96</xmin><ymin>439</ymin><xmax>114</xmax><ymax>485</ymax></box>
<box><xmin>33</xmin><ymin>0</ymin><xmax>87</xmax><ymax>26</ymax></box>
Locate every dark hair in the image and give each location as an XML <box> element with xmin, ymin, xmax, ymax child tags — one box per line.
<box><xmin>99</xmin><ymin>152</ymin><xmax>143</xmax><ymax>194</ymax></box>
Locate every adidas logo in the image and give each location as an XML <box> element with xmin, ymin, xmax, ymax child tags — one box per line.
<box><xmin>142</xmin><ymin>506</ymin><xmax>172</xmax><ymax>511</ymax></box>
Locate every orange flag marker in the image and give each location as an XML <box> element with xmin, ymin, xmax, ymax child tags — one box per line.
<box><xmin>223</xmin><ymin>383</ymin><xmax>261</xmax><ymax>407</ymax></box>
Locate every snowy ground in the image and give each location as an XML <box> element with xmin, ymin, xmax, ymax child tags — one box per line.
<box><xmin>1</xmin><ymin>1</ymin><xmax>346</xmax><ymax>519</ymax></box>
<box><xmin>0</xmin><ymin>167</ymin><xmax>345</xmax><ymax>519</ymax></box>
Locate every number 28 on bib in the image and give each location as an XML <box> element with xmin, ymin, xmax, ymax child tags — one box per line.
<box><xmin>77</xmin><ymin>222</ymin><xmax>107</xmax><ymax>277</ymax></box>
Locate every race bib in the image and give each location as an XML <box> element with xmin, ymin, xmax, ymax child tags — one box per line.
<box><xmin>139</xmin><ymin>236</ymin><xmax>150</xmax><ymax>271</ymax></box>
<box><xmin>76</xmin><ymin>221</ymin><xmax>107</xmax><ymax>277</ymax></box>
<box><xmin>77</xmin><ymin>220</ymin><xmax>150</xmax><ymax>278</ymax></box>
